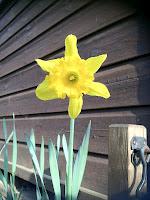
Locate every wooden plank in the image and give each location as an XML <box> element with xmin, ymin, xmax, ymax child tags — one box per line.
<box><xmin>0</xmin><ymin>58</ymin><xmax>150</xmax><ymax>115</ymax></box>
<box><xmin>0</xmin><ymin>53</ymin><xmax>149</xmax><ymax>97</ymax></box>
<box><xmin>0</xmin><ymin>1</ymin><xmax>136</xmax><ymax>77</ymax></box>
<box><xmin>0</xmin><ymin>0</ymin><xmax>33</xmax><ymax>32</ymax></box>
<box><xmin>0</xmin><ymin>82</ymin><xmax>148</xmax><ymax>116</ymax></box>
<box><xmin>0</xmin><ymin>0</ymin><xmax>92</xmax><ymax>60</ymax></box>
<box><xmin>0</xmin><ymin>0</ymin><xmax>56</xmax><ymax>46</ymax></box>
<box><xmin>108</xmin><ymin>124</ymin><xmax>147</xmax><ymax>200</ymax></box>
<box><xmin>1</xmin><ymin>108</ymin><xmax>150</xmax><ymax>154</ymax></box>
<box><xmin>0</xmin><ymin>142</ymin><xmax>108</xmax><ymax>195</ymax></box>
<box><xmin>0</xmin><ymin>0</ymin><xmax>17</xmax><ymax>19</ymax></box>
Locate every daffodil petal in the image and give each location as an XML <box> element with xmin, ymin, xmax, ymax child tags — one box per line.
<box><xmin>36</xmin><ymin>76</ymin><xmax>59</xmax><ymax>100</ymax></box>
<box><xmin>35</xmin><ymin>58</ymin><xmax>63</xmax><ymax>72</ymax></box>
<box><xmin>68</xmin><ymin>96</ymin><xmax>83</xmax><ymax>119</ymax></box>
<box><xmin>87</xmin><ymin>82</ymin><xmax>110</xmax><ymax>99</ymax></box>
<box><xmin>65</xmin><ymin>34</ymin><xmax>80</xmax><ymax>58</ymax></box>
<box><xmin>85</xmin><ymin>54</ymin><xmax>107</xmax><ymax>74</ymax></box>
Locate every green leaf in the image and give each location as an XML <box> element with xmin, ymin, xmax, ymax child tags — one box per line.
<box><xmin>72</xmin><ymin>121</ymin><xmax>91</xmax><ymax>200</ymax></box>
<box><xmin>66</xmin><ymin>118</ymin><xmax>75</xmax><ymax>200</ymax></box>
<box><xmin>0</xmin><ymin>169</ymin><xmax>7</xmax><ymax>191</ymax></box>
<box><xmin>62</xmin><ymin>134</ymin><xmax>69</xmax><ymax>198</ymax></box>
<box><xmin>28</xmin><ymin>130</ymin><xmax>43</xmax><ymax>199</ymax></box>
<box><xmin>9</xmin><ymin>174</ymin><xmax>14</xmax><ymax>199</ymax></box>
<box><xmin>26</xmin><ymin>136</ymin><xmax>49</xmax><ymax>200</ymax></box>
<box><xmin>30</xmin><ymin>129</ymin><xmax>36</xmax><ymax>151</ymax></box>
<box><xmin>12</xmin><ymin>114</ymin><xmax>17</xmax><ymax>186</ymax></box>
<box><xmin>48</xmin><ymin>140</ymin><xmax>61</xmax><ymax>200</ymax></box>
<box><xmin>26</xmin><ymin>137</ymin><xmax>42</xmax><ymax>181</ymax></box>
<box><xmin>40</xmin><ymin>136</ymin><xmax>44</xmax><ymax>178</ymax></box>
<box><xmin>0</xmin><ymin>131</ymin><xmax>14</xmax><ymax>156</ymax></box>
<box><xmin>56</xmin><ymin>134</ymin><xmax>60</xmax><ymax>159</ymax></box>
<box><xmin>62</xmin><ymin>134</ymin><xmax>68</xmax><ymax>164</ymax></box>
<box><xmin>34</xmin><ymin>166</ymin><xmax>42</xmax><ymax>200</ymax></box>
<box><xmin>2</xmin><ymin>118</ymin><xmax>8</xmax><ymax>190</ymax></box>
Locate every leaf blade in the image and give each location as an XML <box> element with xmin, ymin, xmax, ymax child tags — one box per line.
<box><xmin>48</xmin><ymin>140</ymin><xmax>61</xmax><ymax>200</ymax></box>
<box><xmin>26</xmin><ymin>135</ymin><xmax>49</xmax><ymax>200</ymax></box>
<box><xmin>56</xmin><ymin>134</ymin><xmax>60</xmax><ymax>159</ymax></box>
<box><xmin>2</xmin><ymin>118</ymin><xmax>8</xmax><ymax>189</ymax></box>
<box><xmin>62</xmin><ymin>134</ymin><xmax>68</xmax><ymax>164</ymax></box>
<box><xmin>40</xmin><ymin>136</ymin><xmax>45</xmax><ymax>178</ymax></box>
<box><xmin>12</xmin><ymin>114</ymin><xmax>17</xmax><ymax>186</ymax></box>
<box><xmin>72</xmin><ymin>121</ymin><xmax>91</xmax><ymax>200</ymax></box>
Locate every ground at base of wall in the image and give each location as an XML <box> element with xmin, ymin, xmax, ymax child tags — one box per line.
<box><xmin>0</xmin><ymin>176</ymin><xmax>55</xmax><ymax>200</ymax></box>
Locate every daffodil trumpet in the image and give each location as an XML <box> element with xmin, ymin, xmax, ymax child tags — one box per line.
<box><xmin>35</xmin><ymin>34</ymin><xmax>110</xmax><ymax>200</ymax></box>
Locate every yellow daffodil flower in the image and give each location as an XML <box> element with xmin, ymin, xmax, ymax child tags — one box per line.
<box><xmin>35</xmin><ymin>34</ymin><xmax>110</xmax><ymax>119</ymax></box>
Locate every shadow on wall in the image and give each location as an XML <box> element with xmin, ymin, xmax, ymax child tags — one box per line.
<box><xmin>135</xmin><ymin>4</ymin><xmax>150</xmax><ymax>194</ymax></box>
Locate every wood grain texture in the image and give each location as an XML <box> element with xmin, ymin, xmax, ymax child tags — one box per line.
<box><xmin>0</xmin><ymin>0</ymin><xmax>17</xmax><ymax>19</ymax></box>
<box><xmin>0</xmin><ymin>53</ymin><xmax>149</xmax><ymax>97</ymax></box>
<box><xmin>0</xmin><ymin>1</ymin><xmax>136</xmax><ymax>77</ymax></box>
<box><xmin>1</xmin><ymin>108</ymin><xmax>150</xmax><ymax>155</ymax></box>
<box><xmin>0</xmin><ymin>0</ymin><xmax>56</xmax><ymax>46</ymax></box>
<box><xmin>0</xmin><ymin>0</ymin><xmax>135</xmax><ymax>61</ymax></box>
<box><xmin>108</xmin><ymin>124</ymin><xmax>147</xmax><ymax>200</ymax></box>
<box><xmin>1</xmin><ymin>16</ymin><xmax>149</xmax><ymax>77</ymax></box>
<box><xmin>0</xmin><ymin>0</ymin><xmax>91</xmax><ymax>60</ymax></box>
<box><xmin>0</xmin><ymin>0</ymin><xmax>33</xmax><ymax>32</ymax></box>
<box><xmin>0</xmin><ymin>142</ymin><xmax>108</xmax><ymax>195</ymax></box>
<box><xmin>0</xmin><ymin>56</ymin><xmax>150</xmax><ymax>116</ymax></box>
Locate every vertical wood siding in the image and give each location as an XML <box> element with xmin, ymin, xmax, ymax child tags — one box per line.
<box><xmin>0</xmin><ymin>0</ymin><xmax>150</xmax><ymax>199</ymax></box>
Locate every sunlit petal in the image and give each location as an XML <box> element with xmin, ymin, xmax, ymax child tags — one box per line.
<box><xmin>68</xmin><ymin>96</ymin><xmax>83</xmax><ymax>119</ymax></box>
<box><xmin>65</xmin><ymin>34</ymin><xmax>80</xmax><ymax>58</ymax></box>
<box><xmin>85</xmin><ymin>54</ymin><xmax>107</xmax><ymax>74</ymax></box>
<box><xmin>87</xmin><ymin>82</ymin><xmax>110</xmax><ymax>99</ymax></box>
<box><xmin>35</xmin><ymin>58</ymin><xmax>63</xmax><ymax>72</ymax></box>
<box><xmin>35</xmin><ymin>76</ymin><xmax>59</xmax><ymax>100</ymax></box>
<box><xmin>35</xmin><ymin>34</ymin><xmax>110</xmax><ymax>117</ymax></box>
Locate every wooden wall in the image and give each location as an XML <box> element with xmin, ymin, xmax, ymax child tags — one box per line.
<box><xmin>0</xmin><ymin>0</ymin><xmax>150</xmax><ymax>199</ymax></box>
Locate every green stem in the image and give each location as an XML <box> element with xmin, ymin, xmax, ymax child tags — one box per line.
<box><xmin>67</xmin><ymin>118</ymin><xmax>75</xmax><ymax>200</ymax></box>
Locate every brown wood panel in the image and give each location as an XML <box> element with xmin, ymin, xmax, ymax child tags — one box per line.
<box><xmin>0</xmin><ymin>53</ymin><xmax>149</xmax><ymax>97</ymax></box>
<box><xmin>0</xmin><ymin>57</ymin><xmax>150</xmax><ymax>116</ymax></box>
<box><xmin>0</xmin><ymin>0</ymin><xmax>17</xmax><ymax>19</ymax></box>
<box><xmin>0</xmin><ymin>2</ymin><xmax>136</xmax><ymax>77</ymax></box>
<box><xmin>0</xmin><ymin>162</ymin><xmax>107</xmax><ymax>200</ymax></box>
<box><xmin>0</xmin><ymin>0</ymin><xmax>56</xmax><ymax>46</ymax></box>
<box><xmin>0</xmin><ymin>142</ymin><xmax>108</xmax><ymax>195</ymax></box>
<box><xmin>0</xmin><ymin>0</ymin><xmax>32</xmax><ymax>32</ymax></box>
<box><xmin>1</xmin><ymin>108</ymin><xmax>150</xmax><ymax>154</ymax></box>
<box><xmin>0</xmin><ymin>0</ymin><xmax>92</xmax><ymax>60</ymax></box>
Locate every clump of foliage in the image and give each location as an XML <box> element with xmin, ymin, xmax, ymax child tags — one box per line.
<box><xmin>0</xmin><ymin>34</ymin><xmax>110</xmax><ymax>200</ymax></box>
<box><xmin>26</xmin><ymin>121</ymin><xmax>91</xmax><ymax>200</ymax></box>
<box><xmin>0</xmin><ymin>116</ymin><xmax>91</xmax><ymax>200</ymax></box>
<box><xmin>0</xmin><ymin>116</ymin><xmax>21</xmax><ymax>200</ymax></box>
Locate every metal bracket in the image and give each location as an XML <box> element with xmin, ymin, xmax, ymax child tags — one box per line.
<box><xmin>131</xmin><ymin>136</ymin><xmax>150</xmax><ymax>198</ymax></box>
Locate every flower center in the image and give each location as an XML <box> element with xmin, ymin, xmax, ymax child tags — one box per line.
<box><xmin>67</xmin><ymin>72</ymin><xmax>79</xmax><ymax>83</ymax></box>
